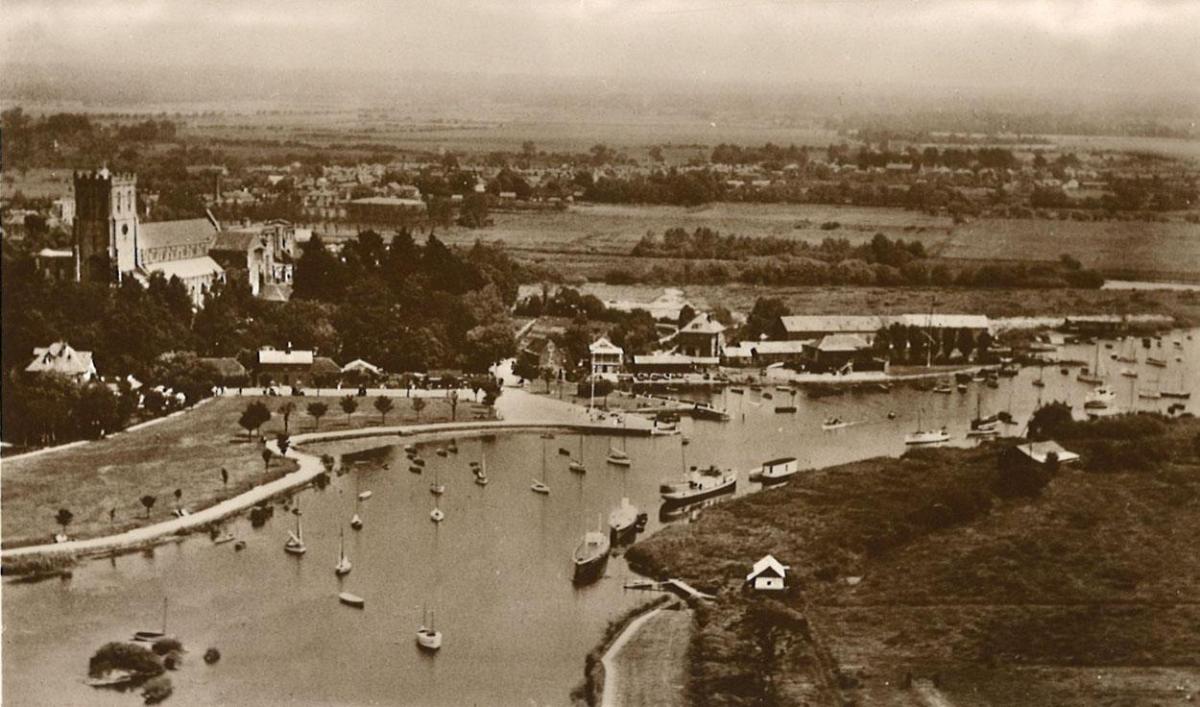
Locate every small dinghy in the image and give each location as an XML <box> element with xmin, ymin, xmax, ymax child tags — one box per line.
<box><xmin>436</xmin><ymin>448</ymin><xmax>449</xmax><ymax>458</ymax></box>
<box><xmin>335</xmin><ymin>529</ymin><xmax>352</xmax><ymax>576</ymax></box>
<box><xmin>821</xmin><ymin>417</ymin><xmax>850</xmax><ymax>431</ymax></box>
<box><xmin>213</xmin><ymin>532</ymin><xmax>236</xmax><ymax>545</ymax></box>
<box><xmin>350</xmin><ymin>513</ymin><xmax>363</xmax><ymax>530</ymax></box>
<box><xmin>531</xmin><ymin>480</ymin><xmax>550</xmax><ymax>495</ymax></box>
<box><xmin>413</xmin><ymin>458</ymin><xmax>426</xmax><ymax>467</ymax></box>
<box><xmin>430</xmin><ymin>504</ymin><xmax>445</xmax><ymax>523</ymax></box>
<box><xmin>569</xmin><ymin>459</ymin><xmax>586</xmax><ymax>473</ymax></box>
<box><xmin>338</xmin><ymin>592</ymin><xmax>365</xmax><ymax>608</ymax></box>
<box><xmin>558</xmin><ymin>447</ymin><xmax>571</xmax><ymax>456</ymax></box>
<box><xmin>233</xmin><ymin>540</ymin><xmax>247</xmax><ymax>551</ymax></box>
<box><xmin>447</xmin><ymin>440</ymin><xmax>458</xmax><ymax>454</ymax></box>
<box><xmin>474</xmin><ymin>474</ymin><xmax>489</xmax><ymax>486</ymax></box>
<box><xmin>358</xmin><ymin>491</ymin><xmax>372</xmax><ymax>501</ymax></box>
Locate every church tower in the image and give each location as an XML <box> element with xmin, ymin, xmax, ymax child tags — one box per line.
<box><xmin>73</xmin><ymin>168</ymin><xmax>139</xmax><ymax>282</ymax></box>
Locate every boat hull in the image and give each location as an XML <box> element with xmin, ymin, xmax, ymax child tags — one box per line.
<box><xmin>572</xmin><ymin>553</ymin><xmax>609</xmax><ymax>585</ymax></box>
<box><xmin>660</xmin><ymin>478</ymin><xmax>736</xmax><ymax>505</ymax></box>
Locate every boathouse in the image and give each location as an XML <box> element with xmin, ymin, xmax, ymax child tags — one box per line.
<box><xmin>746</xmin><ymin>554</ymin><xmax>789</xmax><ymax>591</ymax></box>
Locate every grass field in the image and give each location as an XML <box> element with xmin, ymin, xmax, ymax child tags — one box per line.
<box><xmin>0</xmin><ymin>394</ymin><xmax>491</xmax><ymax>549</ymax></box>
<box><xmin>626</xmin><ymin>416</ymin><xmax>1200</xmax><ymax>706</ymax></box>
<box><xmin>436</xmin><ymin>202</ymin><xmax>1200</xmax><ymax>280</ymax></box>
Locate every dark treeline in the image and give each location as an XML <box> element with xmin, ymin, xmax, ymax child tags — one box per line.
<box><xmin>1</xmin><ymin>232</ymin><xmax>523</xmax><ymax>445</ymax></box>
<box><xmin>632</xmin><ymin>229</ymin><xmax>927</xmax><ymax>265</ymax></box>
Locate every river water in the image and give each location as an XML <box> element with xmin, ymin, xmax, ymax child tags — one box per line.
<box><xmin>4</xmin><ymin>331</ymin><xmax>1198</xmax><ymax>706</ymax></box>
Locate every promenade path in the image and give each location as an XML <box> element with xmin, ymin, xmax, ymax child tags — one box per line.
<box><xmin>0</xmin><ymin>389</ymin><xmax>637</xmax><ymax>561</ymax></box>
<box><xmin>601</xmin><ymin>605</ymin><xmax>692</xmax><ymax>707</ymax></box>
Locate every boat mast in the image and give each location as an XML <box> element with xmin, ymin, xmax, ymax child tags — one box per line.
<box><xmin>162</xmin><ymin>597</ymin><xmax>168</xmax><ymax>635</ymax></box>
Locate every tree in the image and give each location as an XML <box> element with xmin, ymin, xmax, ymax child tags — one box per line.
<box><xmin>742</xmin><ymin>599</ymin><xmax>809</xmax><ymax>704</ymax></box>
<box><xmin>306</xmin><ymin>401</ymin><xmax>328</xmax><ymax>430</ymax></box>
<box><xmin>55</xmin><ymin>508</ymin><xmax>73</xmax><ymax>536</ymax></box>
<box><xmin>744</xmin><ymin>297</ymin><xmax>790</xmax><ymax>341</ymax></box>
<box><xmin>140</xmin><ymin>494</ymin><xmax>157</xmax><ymax>518</ymax></box>
<box><xmin>411</xmin><ymin>396</ymin><xmax>426</xmax><ymax>421</ymax></box>
<box><xmin>238</xmin><ymin>401</ymin><xmax>271</xmax><ymax>441</ymax></box>
<box><xmin>220</xmin><ymin>467</ymin><xmax>228</xmax><ymax>485</ymax></box>
<box><xmin>374</xmin><ymin>396</ymin><xmax>394</xmax><ymax>424</ymax></box>
<box><xmin>173</xmin><ymin>488</ymin><xmax>182</xmax><ymax>510</ymax></box>
<box><xmin>262</xmin><ymin>448</ymin><xmax>272</xmax><ymax>470</ymax></box>
<box><xmin>339</xmin><ymin>395</ymin><xmax>358</xmax><ymax>424</ymax></box>
<box><xmin>278</xmin><ymin>401</ymin><xmax>297</xmax><ymax>433</ymax></box>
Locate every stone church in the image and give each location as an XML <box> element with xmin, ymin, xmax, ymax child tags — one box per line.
<box><xmin>73</xmin><ymin>168</ymin><xmax>296</xmax><ymax>307</ymax></box>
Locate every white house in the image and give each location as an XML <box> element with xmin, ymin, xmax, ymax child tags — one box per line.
<box><xmin>746</xmin><ymin>554</ymin><xmax>789</xmax><ymax>591</ymax></box>
<box><xmin>25</xmin><ymin>342</ymin><xmax>98</xmax><ymax>384</ymax></box>
<box><xmin>589</xmin><ymin>336</ymin><xmax>624</xmax><ymax>378</ymax></box>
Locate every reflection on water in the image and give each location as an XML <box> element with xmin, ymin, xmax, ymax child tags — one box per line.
<box><xmin>4</xmin><ymin>330</ymin><xmax>1198</xmax><ymax>706</ymax></box>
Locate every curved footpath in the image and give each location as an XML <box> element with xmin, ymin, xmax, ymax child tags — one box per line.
<box><xmin>0</xmin><ymin>418</ymin><xmax>650</xmax><ymax>561</ymax></box>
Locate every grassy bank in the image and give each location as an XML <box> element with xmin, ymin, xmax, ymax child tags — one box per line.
<box><xmin>0</xmin><ymin>395</ymin><xmax>493</xmax><ymax>549</ymax></box>
<box><xmin>572</xmin><ymin>594</ymin><xmax>676</xmax><ymax>707</ymax></box>
<box><xmin>626</xmin><ymin>414</ymin><xmax>1200</xmax><ymax>706</ymax></box>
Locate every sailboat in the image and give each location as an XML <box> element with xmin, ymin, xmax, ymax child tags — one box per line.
<box><xmin>473</xmin><ymin>451</ymin><xmax>490</xmax><ymax>486</ymax></box>
<box><xmin>967</xmin><ymin>394</ymin><xmax>999</xmax><ymax>437</ymax></box>
<box><xmin>1078</xmin><ymin>341</ymin><xmax>1104</xmax><ymax>384</ymax></box>
<box><xmin>429</xmin><ymin>499</ymin><xmax>445</xmax><ymax>523</ymax></box>
<box><xmin>416</xmin><ymin>607</ymin><xmax>442</xmax><ymax>651</ymax></box>
<box><xmin>334</xmin><ymin>527</ymin><xmax>352</xmax><ymax>576</ymax></box>
<box><xmin>430</xmin><ymin>465</ymin><xmax>445</xmax><ymax>496</ymax></box>
<box><xmin>569</xmin><ymin>435</ymin><xmax>587</xmax><ymax>473</ymax></box>
<box><xmin>133</xmin><ymin>598</ymin><xmax>171</xmax><ymax>642</ymax></box>
<box><xmin>1031</xmin><ymin>366</ymin><xmax>1046</xmax><ymax>388</ymax></box>
<box><xmin>1139</xmin><ymin>367</ymin><xmax>1163</xmax><ymax>400</ymax></box>
<box><xmin>284</xmin><ymin>498</ymin><xmax>307</xmax><ymax>555</ymax></box>
<box><xmin>1085</xmin><ymin>385</ymin><xmax>1116</xmax><ymax>410</ymax></box>
<box><xmin>904</xmin><ymin>409</ymin><xmax>950</xmax><ymax>445</ymax></box>
<box><xmin>1161</xmin><ymin>364</ymin><xmax>1192</xmax><ymax>399</ymax></box>
<box><xmin>531</xmin><ymin>437</ymin><xmax>551</xmax><ymax>494</ymax></box>
<box><xmin>605</xmin><ymin>419</ymin><xmax>631</xmax><ymax>466</ymax></box>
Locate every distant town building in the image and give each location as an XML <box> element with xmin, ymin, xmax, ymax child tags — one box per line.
<box><xmin>250</xmin><ymin>346</ymin><xmax>341</xmax><ymax>388</ymax></box>
<box><xmin>25</xmin><ymin>341</ymin><xmax>97</xmax><ymax>383</ymax></box>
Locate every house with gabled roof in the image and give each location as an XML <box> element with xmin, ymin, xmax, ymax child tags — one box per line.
<box><xmin>26</xmin><ymin>341</ymin><xmax>97</xmax><ymax>384</ymax></box>
<box><xmin>746</xmin><ymin>554</ymin><xmax>790</xmax><ymax>591</ymax></box>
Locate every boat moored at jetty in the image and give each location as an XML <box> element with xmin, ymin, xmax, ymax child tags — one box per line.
<box><xmin>572</xmin><ymin>529</ymin><xmax>611</xmax><ymax>584</ymax></box>
<box><xmin>660</xmin><ymin>466</ymin><xmax>737</xmax><ymax>504</ymax></box>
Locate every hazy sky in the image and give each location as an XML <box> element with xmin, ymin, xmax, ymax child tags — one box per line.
<box><xmin>3</xmin><ymin>0</ymin><xmax>1198</xmax><ymax>96</ymax></box>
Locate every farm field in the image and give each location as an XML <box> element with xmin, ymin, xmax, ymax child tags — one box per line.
<box><xmin>437</xmin><ymin>202</ymin><xmax>1200</xmax><ymax>278</ymax></box>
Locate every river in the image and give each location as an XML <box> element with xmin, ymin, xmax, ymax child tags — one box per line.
<box><xmin>4</xmin><ymin>331</ymin><xmax>1198</xmax><ymax>706</ymax></box>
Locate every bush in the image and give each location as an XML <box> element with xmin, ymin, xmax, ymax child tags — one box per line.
<box><xmin>151</xmin><ymin>637</ymin><xmax>183</xmax><ymax>656</ymax></box>
<box><xmin>203</xmin><ymin>647</ymin><xmax>221</xmax><ymax>665</ymax></box>
<box><xmin>88</xmin><ymin>642</ymin><xmax>163</xmax><ymax>679</ymax></box>
<box><xmin>141</xmin><ymin>675</ymin><xmax>173</xmax><ymax>704</ymax></box>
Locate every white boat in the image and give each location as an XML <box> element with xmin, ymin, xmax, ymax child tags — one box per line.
<box><xmin>660</xmin><ymin>466</ymin><xmax>737</xmax><ymax>504</ymax></box>
<box><xmin>416</xmin><ymin>608</ymin><xmax>442</xmax><ymax>651</ymax></box>
<box><xmin>905</xmin><ymin>428</ymin><xmax>950</xmax><ymax>445</ymax></box>
<box><xmin>532</xmin><ymin>438</ymin><xmax>550</xmax><ymax>494</ymax></box>
<box><xmin>338</xmin><ymin>592</ymin><xmax>365</xmax><ymax>608</ymax></box>
<box><xmin>904</xmin><ymin>410</ymin><xmax>949</xmax><ymax>445</ymax></box>
<box><xmin>430</xmin><ymin>506</ymin><xmax>445</xmax><ymax>523</ymax></box>
<box><xmin>749</xmin><ymin>456</ymin><xmax>800</xmax><ymax>484</ymax></box>
<box><xmin>1084</xmin><ymin>386</ymin><xmax>1116</xmax><ymax>409</ymax></box>
<box><xmin>430</xmin><ymin>466</ymin><xmax>445</xmax><ymax>495</ymax></box>
<box><xmin>473</xmin><ymin>452</ymin><xmax>489</xmax><ymax>485</ymax></box>
<box><xmin>605</xmin><ymin>447</ymin><xmax>631</xmax><ymax>467</ymax></box>
<box><xmin>820</xmin><ymin>417</ymin><xmax>850</xmax><ymax>431</ymax></box>
<box><xmin>1078</xmin><ymin>343</ymin><xmax>1104</xmax><ymax>384</ymax></box>
<box><xmin>474</xmin><ymin>474</ymin><xmax>489</xmax><ymax>486</ymax></box>
<box><xmin>133</xmin><ymin>598</ymin><xmax>171</xmax><ymax>642</ymax></box>
<box><xmin>350</xmin><ymin>513</ymin><xmax>363</xmax><ymax>530</ymax></box>
<box><xmin>569</xmin><ymin>436</ymin><xmax>586</xmax><ymax>472</ymax></box>
<box><xmin>608</xmin><ymin>498</ymin><xmax>639</xmax><ymax>544</ymax></box>
<box><xmin>357</xmin><ymin>491</ymin><xmax>373</xmax><ymax>501</ymax></box>
<box><xmin>334</xmin><ymin>528</ymin><xmax>352</xmax><ymax>576</ymax></box>
<box><xmin>284</xmin><ymin>500</ymin><xmax>307</xmax><ymax>555</ymax></box>
<box><xmin>932</xmin><ymin>384</ymin><xmax>953</xmax><ymax>394</ymax></box>
<box><xmin>1161</xmin><ymin>365</ymin><xmax>1191</xmax><ymax>399</ymax></box>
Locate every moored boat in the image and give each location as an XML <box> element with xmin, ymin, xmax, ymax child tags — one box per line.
<box><xmin>660</xmin><ymin>466</ymin><xmax>737</xmax><ymax>504</ymax></box>
<box><xmin>749</xmin><ymin>456</ymin><xmax>800</xmax><ymax>484</ymax></box>
<box><xmin>572</xmin><ymin>530</ymin><xmax>611</xmax><ymax>585</ymax></box>
<box><xmin>608</xmin><ymin>498</ymin><xmax>639</xmax><ymax>544</ymax></box>
<box><xmin>1084</xmin><ymin>386</ymin><xmax>1117</xmax><ymax>410</ymax></box>
<box><xmin>338</xmin><ymin>592</ymin><xmax>365</xmax><ymax>609</ymax></box>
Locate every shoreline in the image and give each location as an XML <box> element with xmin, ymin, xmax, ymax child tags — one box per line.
<box><xmin>0</xmin><ymin>419</ymin><xmax>653</xmax><ymax>563</ymax></box>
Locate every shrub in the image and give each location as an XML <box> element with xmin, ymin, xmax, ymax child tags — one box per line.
<box><xmin>141</xmin><ymin>675</ymin><xmax>173</xmax><ymax>705</ymax></box>
<box><xmin>88</xmin><ymin>642</ymin><xmax>163</xmax><ymax>679</ymax></box>
<box><xmin>152</xmin><ymin>637</ymin><xmax>182</xmax><ymax>656</ymax></box>
<box><xmin>203</xmin><ymin>647</ymin><xmax>221</xmax><ymax>665</ymax></box>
